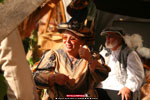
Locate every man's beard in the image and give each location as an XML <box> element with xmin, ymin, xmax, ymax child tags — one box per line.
<box><xmin>105</xmin><ymin>40</ymin><xmax>118</xmax><ymax>49</ymax></box>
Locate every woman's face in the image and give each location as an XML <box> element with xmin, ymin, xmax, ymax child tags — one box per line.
<box><xmin>63</xmin><ymin>31</ymin><xmax>84</xmax><ymax>54</ymax></box>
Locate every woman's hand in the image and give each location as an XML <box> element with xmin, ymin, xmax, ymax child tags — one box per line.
<box><xmin>79</xmin><ymin>45</ymin><xmax>100</xmax><ymax>72</ymax></box>
<box><xmin>78</xmin><ymin>45</ymin><xmax>92</xmax><ymax>62</ymax></box>
<box><xmin>49</xmin><ymin>73</ymin><xmax>75</xmax><ymax>86</ymax></box>
<box><xmin>54</xmin><ymin>73</ymin><xmax>69</xmax><ymax>86</ymax></box>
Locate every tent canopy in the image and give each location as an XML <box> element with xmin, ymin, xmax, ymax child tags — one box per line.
<box><xmin>93</xmin><ymin>0</ymin><xmax>150</xmax><ymax>19</ymax></box>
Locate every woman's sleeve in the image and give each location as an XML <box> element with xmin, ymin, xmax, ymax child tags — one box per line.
<box><xmin>89</xmin><ymin>56</ymin><xmax>111</xmax><ymax>85</ymax></box>
<box><xmin>33</xmin><ymin>50</ymin><xmax>57</xmax><ymax>89</ymax></box>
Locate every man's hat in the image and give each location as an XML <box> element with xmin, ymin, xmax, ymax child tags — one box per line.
<box><xmin>100</xmin><ymin>26</ymin><xmax>125</xmax><ymax>37</ymax></box>
<box><xmin>100</xmin><ymin>26</ymin><xmax>128</xmax><ymax>47</ymax></box>
<box><xmin>101</xmin><ymin>26</ymin><xmax>146</xmax><ymax>52</ymax></box>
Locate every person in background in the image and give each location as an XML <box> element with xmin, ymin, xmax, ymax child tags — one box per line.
<box><xmin>0</xmin><ymin>0</ymin><xmax>62</xmax><ymax>100</ymax></box>
<box><xmin>0</xmin><ymin>29</ymin><xmax>39</xmax><ymax>100</ymax></box>
<box><xmin>33</xmin><ymin>18</ymin><xmax>110</xmax><ymax>100</ymax></box>
<box><xmin>96</xmin><ymin>26</ymin><xmax>144</xmax><ymax>100</ymax></box>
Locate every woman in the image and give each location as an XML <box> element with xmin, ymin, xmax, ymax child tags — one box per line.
<box><xmin>33</xmin><ymin>19</ymin><xmax>110</xmax><ymax>100</ymax></box>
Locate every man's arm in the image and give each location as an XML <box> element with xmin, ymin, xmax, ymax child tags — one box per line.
<box><xmin>125</xmin><ymin>51</ymin><xmax>144</xmax><ymax>92</ymax></box>
<box><xmin>118</xmin><ymin>51</ymin><xmax>145</xmax><ymax>100</ymax></box>
<box><xmin>33</xmin><ymin>50</ymin><xmax>56</xmax><ymax>89</ymax></box>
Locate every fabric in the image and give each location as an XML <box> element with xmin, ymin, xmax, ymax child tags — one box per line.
<box><xmin>0</xmin><ymin>29</ymin><xmax>38</xmax><ymax>100</ymax></box>
<box><xmin>0</xmin><ymin>0</ymin><xmax>44</xmax><ymax>42</ymax></box>
<box><xmin>34</xmin><ymin>48</ymin><xmax>109</xmax><ymax>100</ymax></box>
<box><xmin>97</xmin><ymin>45</ymin><xmax>144</xmax><ymax>100</ymax></box>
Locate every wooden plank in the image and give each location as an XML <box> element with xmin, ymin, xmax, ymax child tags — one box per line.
<box><xmin>59</xmin><ymin>0</ymin><xmax>66</xmax><ymax>23</ymax></box>
<box><xmin>44</xmin><ymin>9</ymin><xmax>53</xmax><ymax>33</ymax></box>
<box><xmin>0</xmin><ymin>0</ymin><xmax>45</xmax><ymax>41</ymax></box>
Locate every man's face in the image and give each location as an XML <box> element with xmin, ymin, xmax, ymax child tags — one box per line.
<box><xmin>63</xmin><ymin>31</ymin><xmax>84</xmax><ymax>53</ymax></box>
<box><xmin>105</xmin><ymin>32</ymin><xmax>122</xmax><ymax>50</ymax></box>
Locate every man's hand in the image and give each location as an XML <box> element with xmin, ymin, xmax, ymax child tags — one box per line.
<box><xmin>118</xmin><ymin>87</ymin><xmax>131</xmax><ymax>100</ymax></box>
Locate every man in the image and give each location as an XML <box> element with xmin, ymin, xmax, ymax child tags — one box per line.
<box><xmin>96</xmin><ymin>27</ymin><xmax>144</xmax><ymax>100</ymax></box>
<box><xmin>33</xmin><ymin>18</ymin><xmax>110</xmax><ymax>100</ymax></box>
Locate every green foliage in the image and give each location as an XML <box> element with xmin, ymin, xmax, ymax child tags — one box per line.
<box><xmin>24</xmin><ymin>30</ymin><xmax>40</xmax><ymax>67</ymax></box>
<box><xmin>0</xmin><ymin>0</ymin><xmax>5</xmax><ymax>3</ymax></box>
<box><xmin>28</xmin><ymin>57</ymin><xmax>34</xmax><ymax>66</ymax></box>
<box><xmin>29</xmin><ymin>30</ymin><xmax>40</xmax><ymax>63</ymax></box>
<box><xmin>28</xmin><ymin>56</ymin><xmax>40</xmax><ymax>66</ymax></box>
<box><xmin>0</xmin><ymin>73</ymin><xmax>7</xmax><ymax>100</ymax></box>
<box><xmin>22</xmin><ymin>37</ymin><xmax>30</xmax><ymax>54</ymax></box>
<box><xmin>22</xmin><ymin>29</ymin><xmax>40</xmax><ymax>67</ymax></box>
<box><xmin>29</xmin><ymin>30</ymin><xmax>38</xmax><ymax>50</ymax></box>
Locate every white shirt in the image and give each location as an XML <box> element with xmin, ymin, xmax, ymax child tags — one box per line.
<box><xmin>97</xmin><ymin>46</ymin><xmax>144</xmax><ymax>92</ymax></box>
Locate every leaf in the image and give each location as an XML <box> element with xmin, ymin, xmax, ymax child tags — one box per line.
<box><xmin>0</xmin><ymin>73</ymin><xmax>7</xmax><ymax>99</ymax></box>
<box><xmin>0</xmin><ymin>0</ymin><xmax>5</xmax><ymax>3</ymax></box>
<box><xmin>28</xmin><ymin>57</ymin><xmax>34</xmax><ymax>66</ymax></box>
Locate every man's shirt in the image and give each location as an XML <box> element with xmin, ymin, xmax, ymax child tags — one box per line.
<box><xmin>97</xmin><ymin>46</ymin><xmax>144</xmax><ymax>92</ymax></box>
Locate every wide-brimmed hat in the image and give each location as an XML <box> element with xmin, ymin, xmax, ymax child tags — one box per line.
<box><xmin>57</xmin><ymin>18</ymin><xmax>94</xmax><ymax>37</ymax></box>
<box><xmin>100</xmin><ymin>26</ymin><xmax>125</xmax><ymax>38</ymax></box>
<box><xmin>57</xmin><ymin>18</ymin><xmax>94</xmax><ymax>45</ymax></box>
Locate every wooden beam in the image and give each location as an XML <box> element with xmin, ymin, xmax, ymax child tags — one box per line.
<box><xmin>0</xmin><ymin>0</ymin><xmax>45</xmax><ymax>42</ymax></box>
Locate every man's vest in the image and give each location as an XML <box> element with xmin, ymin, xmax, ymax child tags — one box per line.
<box><xmin>105</xmin><ymin>44</ymin><xmax>132</xmax><ymax>85</ymax></box>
